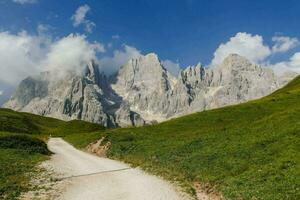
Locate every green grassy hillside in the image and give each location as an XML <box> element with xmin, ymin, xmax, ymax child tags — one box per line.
<box><xmin>101</xmin><ymin>77</ymin><xmax>300</xmax><ymax>199</ymax></box>
<box><xmin>1</xmin><ymin>77</ymin><xmax>300</xmax><ymax>199</ymax></box>
<box><xmin>0</xmin><ymin>109</ymin><xmax>104</xmax><ymax>200</ymax></box>
<box><xmin>0</xmin><ymin>108</ymin><xmax>104</xmax><ymax>136</ymax></box>
<box><xmin>0</xmin><ymin>133</ymin><xmax>50</xmax><ymax>200</ymax></box>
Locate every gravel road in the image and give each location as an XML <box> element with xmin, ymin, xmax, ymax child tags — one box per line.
<box><xmin>46</xmin><ymin>138</ymin><xmax>193</xmax><ymax>200</ymax></box>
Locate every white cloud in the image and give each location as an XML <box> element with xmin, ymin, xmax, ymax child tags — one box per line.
<box><xmin>84</xmin><ymin>21</ymin><xmax>96</xmax><ymax>33</ymax></box>
<box><xmin>0</xmin><ymin>91</ymin><xmax>3</xmax><ymax>96</ymax></box>
<box><xmin>71</xmin><ymin>4</ymin><xmax>95</xmax><ymax>33</ymax></box>
<box><xmin>272</xmin><ymin>52</ymin><xmax>300</xmax><ymax>74</ymax></box>
<box><xmin>44</xmin><ymin>34</ymin><xmax>104</xmax><ymax>76</ymax></box>
<box><xmin>12</xmin><ymin>0</ymin><xmax>37</xmax><ymax>4</ymax></box>
<box><xmin>211</xmin><ymin>32</ymin><xmax>300</xmax><ymax>75</ymax></box>
<box><xmin>0</xmin><ymin>31</ymin><xmax>49</xmax><ymax>85</ymax></box>
<box><xmin>212</xmin><ymin>32</ymin><xmax>271</xmax><ymax>65</ymax></box>
<box><xmin>0</xmin><ymin>30</ymin><xmax>179</xmax><ymax>86</ymax></box>
<box><xmin>99</xmin><ymin>45</ymin><xmax>142</xmax><ymax>75</ymax></box>
<box><xmin>272</xmin><ymin>36</ymin><xmax>299</xmax><ymax>53</ymax></box>
<box><xmin>71</xmin><ymin>5</ymin><xmax>90</xmax><ymax>26</ymax></box>
<box><xmin>107</xmin><ymin>42</ymin><xmax>113</xmax><ymax>48</ymax></box>
<box><xmin>6</xmin><ymin>27</ymin><xmax>300</xmax><ymax>92</ymax></box>
<box><xmin>0</xmin><ymin>31</ymin><xmax>105</xmax><ymax>85</ymax></box>
<box><xmin>162</xmin><ymin>59</ymin><xmax>181</xmax><ymax>76</ymax></box>
<box><xmin>0</xmin><ymin>80</ymin><xmax>14</xmax><ymax>105</ymax></box>
<box><xmin>37</xmin><ymin>24</ymin><xmax>50</xmax><ymax>35</ymax></box>
<box><xmin>112</xmin><ymin>35</ymin><xmax>120</xmax><ymax>40</ymax></box>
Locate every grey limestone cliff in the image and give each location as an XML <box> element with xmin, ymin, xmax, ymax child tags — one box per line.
<box><xmin>3</xmin><ymin>53</ymin><xmax>293</xmax><ymax>127</ymax></box>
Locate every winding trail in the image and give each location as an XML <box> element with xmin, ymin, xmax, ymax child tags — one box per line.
<box><xmin>46</xmin><ymin>138</ymin><xmax>192</xmax><ymax>200</ymax></box>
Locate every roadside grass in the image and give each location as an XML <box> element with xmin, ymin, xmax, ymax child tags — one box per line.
<box><xmin>0</xmin><ymin>134</ymin><xmax>50</xmax><ymax>200</ymax></box>
<box><xmin>64</xmin><ymin>131</ymin><xmax>104</xmax><ymax>149</ymax></box>
<box><xmin>0</xmin><ymin>109</ymin><xmax>105</xmax><ymax>199</ymax></box>
<box><xmin>102</xmin><ymin>77</ymin><xmax>300</xmax><ymax>200</ymax></box>
<box><xmin>0</xmin><ymin>135</ymin><xmax>51</xmax><ymax>154</ymax></box>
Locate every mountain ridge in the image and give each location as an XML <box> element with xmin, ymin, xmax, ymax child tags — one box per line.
<box><xmin>3</xmin><ymin>53</ymin><xmax>295</xmax><ymax>127</ymax></box>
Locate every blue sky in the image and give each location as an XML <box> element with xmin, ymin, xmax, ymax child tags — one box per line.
<box><xmin>1</xmin><ymin>0</ymin><xmax>300</xmax><ymax>66</ymax></box>
<box><xmin>1</xmin><ymin>0</ymin><xmax>300</xmax><ymax>104</ymax></box>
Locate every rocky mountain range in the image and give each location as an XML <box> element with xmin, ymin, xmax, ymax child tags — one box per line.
<box><xmin>3</xmin><ymin>53</ymin><xmax>295</xmax><ymax>127</ymax></box>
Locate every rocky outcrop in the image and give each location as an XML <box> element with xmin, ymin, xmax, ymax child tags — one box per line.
<box><xmin>86</xmin><ymin>137</ymin><xmax>111</xmax><ymax>157</ymax></box>
<box><xmin>110</xmin><ymin>53</ymin><xmax>281</xmax><ymax>121</ymax></box>
<box><xmin>3</xmin><ymin>61</ymin><xmax>145</xmax><ymax>127</ymax></box>
<box><xmin>3</xmin><ymin>53</ymin><xmax>291</xmax><ymax>127</ymax></box>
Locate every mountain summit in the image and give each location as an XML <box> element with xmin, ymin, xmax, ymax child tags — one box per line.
<box><xmin>3</xmin><ymin>54</ymin><xmax>293</xmax><ymax>127</ymax></box>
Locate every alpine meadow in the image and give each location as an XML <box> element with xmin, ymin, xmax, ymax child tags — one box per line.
<box><xmin>1</xmin><ymin>1</ymin><xmax>300</xmax><ymax>200</ymax></box>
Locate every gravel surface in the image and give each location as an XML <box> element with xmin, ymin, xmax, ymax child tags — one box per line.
<box><xmin>46</xmin><ymin>138</ymin><xmax>193</xmax><ymax>200</ymax></box>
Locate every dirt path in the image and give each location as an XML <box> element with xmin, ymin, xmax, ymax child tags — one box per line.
<box><xmin>44</xmin><ymin>138</ymin><xmax>193</xmax><ymax>200</ymax></box>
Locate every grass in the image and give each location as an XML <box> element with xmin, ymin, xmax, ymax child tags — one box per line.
<box><xmin>64</xmin><ymin>131</ymin><xmax>104</xmax><ymax>149</ymax></box>
<box><xmin>0</xmin><ymin>108</ymin><xmax>104</xmax><ymax>137</ymax></box>
<box><xmin>0</xmin><ymin>134</ymin><xmax>50</xmax><ymax>200</ymax></box>
<box><xmin>0</xmin><ymin>109</ymin><xmax>105</xmax><ymax>199</ymax></box>
<box><xmin>100</xmin><ymin>77</ymin><xmax>300</xmax><ymax>200</ymax></box>
<box><xmin>0</xmin><ymin>108</ymin><xmax>62</xmax><ymax>134</ymax></box>
<box><xmin>1</xmin><ymin>77</ymin><xmax>300</xmax><ymax>199</ymax></box>
<box><xmin>0</xmin><ymin>135</ymin><xmax>50</xmax><ymax>154</ymax></box>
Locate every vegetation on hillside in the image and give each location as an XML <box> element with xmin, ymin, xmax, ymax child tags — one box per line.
<box><xmin>0</xmin><ymin>109</ymin><xmax>105</xmax><ymax>200</ymax></box>
<box><xmin>99</xmin><ymin>77</ymin><xmax>300</xmax><ymax>200</ymax></box>
<box><xmin>1</xmin><ymin>77</ymin><xmax>300</xmax><ymax>199</ymax></box>
<box><xmin>0</xmin><ymin>134</ymin><xmax>49</xmax><ymax>200</ymax></box>
<box><xmin>0</xmin><ymin>108</ymin><xmax>104</xmax><ymax>136</ymax></box>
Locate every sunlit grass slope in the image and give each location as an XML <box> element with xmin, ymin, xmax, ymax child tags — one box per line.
<box><xmin>0</xmin><ymin>109</ymin><xmax>104</xmax><ymax>199</ymax></box>
<box><xmin>1</xmin><ymin>76</ymin><xmax>300</xmax><ymax>199</ymax></box>
<box><xmin>103</xmin><ymin>77</ymin><xmax>300</xmax><ymax>200</ymax></box>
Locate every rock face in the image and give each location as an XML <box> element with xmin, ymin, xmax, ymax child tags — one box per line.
<box><xmin>4</xmin><ymin>61</ymin><xmax>145</xmax><ymax>127</ymax></box>
<box><xmin>110</xmin><ymin>53</ymin><xmax>282</xmax><ymax>121</ymax></box>
<box><xmin>3</xmin><ymin>53</ymin><xmax>290</xmax><ymax>127</ymax></box>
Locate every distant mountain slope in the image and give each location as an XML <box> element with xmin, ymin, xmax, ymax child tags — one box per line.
<box><xmin>101</xmin><ymin>76</ymin><xmax>300</xmax><ymax>200</ymax></box>
<box><xmin>3</xmin><ymin>53</ymin><xmax>294</xmax><ymax>127</ymax></box>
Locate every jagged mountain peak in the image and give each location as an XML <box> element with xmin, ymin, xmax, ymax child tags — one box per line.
<box><xmin>84</xmin><ymin>60</ymin><xmax>100</xmax><ymax>83</ymax></box>
<box><xmin>112</xmin><ymin>52</ymin><xmax>171</xmax><ymax>94</ymax></box>
<box><xmin>182</xmin><ymin>62</ymin><xmax>204</xmax><ymax>73</ymax></box>
<box><xmin>223</xmin><ymin>53</ymin><xmax>249</xmax><ymax>62</ymax></box>
<box><xmin>221</xmin><ymin>53</ymin><xmax>255</xmax><ymax>70</ymax></box>
<box><xmin>141</xmin><ymin>52</ymin><xmax>160</xmax><ymax>61</ymax></box>
<box><xmin>125</xmin><ymin>52</ymin><xmax>164</xmax><ymax>73</ymax></box>
<box><xmin>4</xmin><ymin>53</ymin><xmax>290</xmax><ymax>127</ymax></box>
